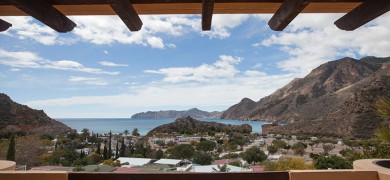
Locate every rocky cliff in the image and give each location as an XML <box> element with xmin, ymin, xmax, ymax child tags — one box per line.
<box><xmin>222</xmin><ymin>57</ymin><xmax>390</xmax><ymax>138</ymax></box>
<box><xmin>221</xmin><ymin>98</ymin><xmax>256</xmax><ymax>119</ymax></box>
<box><xmin>131</xmin><ymin>108</ymin><xmax>223</xmax><ymax>119</ymax></box>
<box><xmin>146</xmin><ymin>116</ymin><xmax>252</xmax><ymax>136</ymax></box>
<box><xmin>0</xmin><ymin>93</ymin><xmax>73</xmax><ymax>135</ymax></box>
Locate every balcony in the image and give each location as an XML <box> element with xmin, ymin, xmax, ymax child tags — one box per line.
<box><xmin>1</xmin><ymin>159</ymin><xmax>389</xmax><ymax>180</ymax></box>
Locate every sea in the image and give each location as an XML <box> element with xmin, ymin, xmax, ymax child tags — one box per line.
<box><xmin>56</xmin><ymin>118</ymin><xmax>269</xmax><ymax>135</ymax></box>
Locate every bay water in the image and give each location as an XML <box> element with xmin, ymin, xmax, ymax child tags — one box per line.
<box><xmin>56</xmin><ymin>118</ymin><xmax>268</xmax><ymax>135</ymax></box>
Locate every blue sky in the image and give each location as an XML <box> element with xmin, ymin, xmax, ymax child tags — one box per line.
<box><xmin>0</xmin><ymin>13</ymin><xmax>389</xmax><ymax>118</ymax></box>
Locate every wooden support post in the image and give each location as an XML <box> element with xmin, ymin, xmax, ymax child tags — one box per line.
<box><xmin>202</xmin><ymin>0</ymin><xmax>214</xmax><ymax>31</ymax></box>
<box><xmin>8</xmin><ymin>0</ymin><xmax>76</xmax><ymax>33</ymax></box>
<box><xmin>268</xmin><ymin>0</ymin><xmax>310</xmax><ymax>31</ymax></box>
<box><xmin>335</xmin><ymin>0</ymin><xmax>390</xmax><ymax>31</ymax></box>
<box><xmin>0</xmin><ymin>19</ymin><xmax>12</xmax><ymax>32</ymax></box>
<box><xmin>108</xmin><ymin>0</ymin><xmax>143</xmax><ymax>31</ymax></box>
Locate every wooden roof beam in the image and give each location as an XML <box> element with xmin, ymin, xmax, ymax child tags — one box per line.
<box><xmin>202</xmin><ymin>0</ymin><xmax>214</xmax><ymax>31</ymax></box>
<box><xmin>334</xmin><ymin>0</ymin><xmax>390</xmax><ymax>31</ymax></box>
<box><xmin>0</xmin><ymin>19</ymin><xmax>12</xmax><ymax>32</ymax></box>
<box><xmin>8</xmin><ymin>0</ymin><xmax>76</xmax><ymax>33</ymax></box>
<box><xmin>268</xmin><ymin>0</ymin><xmax>310</xmax><ymax>31</ymax></box>
<box><xmin>108</xmin><ymin>0</ymin><xmax>143</xmax><ymax>31</ymax></box>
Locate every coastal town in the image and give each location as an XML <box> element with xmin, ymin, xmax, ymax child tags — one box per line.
<box><xmin>2</xmin><ymin>116</ymin><xmax>387</xmax><ymax>173</ymax></box>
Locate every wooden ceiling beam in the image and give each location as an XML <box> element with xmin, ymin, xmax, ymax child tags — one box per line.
<box><xmin>202</xmin><ymin>0</ymin><xmax>214</xmax><ymax>30</ymax></box>
<box><xmin>268</xmin><ymin>0</ymin><xmax>310</xmax><ymax>31</ymax></box>
<box><xmin>334</xmin><ymin>0</ymin><xmax>390</xmax><ymax>31</ymax></box>
<box><xmin>0</xmin><ymin>19</ymin><xmax>12</xmax><ymax>32</ymax></box>
<box><xmin>108</xmin><ymin>0</ymin><xmax>143</xmax><ymax>31</ymax></box>
<box><xmin>8</xmin><ymin>0</ymin><xmax>76</xmax><ymax>33</ymax></box>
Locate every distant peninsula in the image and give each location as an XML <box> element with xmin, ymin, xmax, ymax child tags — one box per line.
<box><xmin>131</xmin><ymin>108</ymin><xmax>223</xmax><ymax>119</ymax></box>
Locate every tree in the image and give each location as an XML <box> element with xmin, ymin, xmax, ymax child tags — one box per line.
<box><xmin>124</xmin><ymin>129</ymin><xmax>129</xmax><ymax>136</ymax></box>
<box><xmin>272</xmin><ymin>139</ymin><xmax>287</xmax><ymax>153</ymax></box>
<box><xmin>170</xmin><ymin>144</ymin><xmax>195</xmax><ymax>159</ymax></box>
<box><xmin>264</xmin><ymin>158</ymin><xmax>314</xmax><ymax>171</ymax></box>
<box><xmin>96</xmin><ymin>141</ymin><xmax>101</xmax><ymax>155</ymax></box>
<box><xmin>193</xmin><ymin>152</ymin><xmax>213</xmax><ymax>165</ymax></box>
<box><xmin>6</xmin><ymin>133</ymin><xmax>15</xmax><ymax>161</ymax></box>
<box><xmin>156</xmin><ymin>149</ymin><xmax>164</xmax><ymax>159</ymax></box>
<box><xmin>292</xmin><ymin>142</ymin><xmax>306</xmax><ymax>156</ymax></box>
<box><xmin>120</xmin><ymin>138</ymin><xmax>126</xmax><ymax>157</ymax></box>
<box><xmin>132</xmin><ymin>128</ymin><xmax>140</xmax><ymax>136</ymax></box>
<box><xmin>323</xmin><ymin>144</ymin><xmax>334</xmax><ymax>155</ymax></box>
<box><xmin>108</xmin><ymin>131</ymin><xmax>112</xmax><ymax>159</ymax></box>
<box><xmin>103</xmin><ymin>143</ymin><xmax>108</xmax><ymax>160</ymax></box>
<box><xmin>115</xmin><ymin>142</ymin><xmax>119</xmax><ymax>159</ymax></box>
<box><xmin>196</xmin><ymin>140</ymin><xmax>216</xmax><ymax>152</ymax></box>
<box><xmin>267</xmin><ymin>145</ymin><xmax>278</xmax><ymax>155</ymax></box>
<box><xmin>241</xmin><ymin>146</ymin><xmax>267</xmax><ymax>164</ymax></box>
<box><xmin>81</xmin><ymin>128</ymin><xmax>90</xmax><ymax>140</ymax></box>
<box><xmin>313</xmin><ymin>155</ymin><xmax>352</xmax><ymax>169</ymax></box>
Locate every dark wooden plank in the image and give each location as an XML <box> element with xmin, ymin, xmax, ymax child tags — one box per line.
<box><xmin>108</xmin><ymin>0</ymin><xmax>143</xmax><ymax>31</ymax></box>
<box><xmin>8</xmin><ymin>0</ymin><xmax>76</xmax><ymax>32</ymax></box>
<box><xmin>268</xmin><ymin>0</ymin><xmax>311</xmax><ymax>31</ymax></box>
<box><xmin>0</xmin><ymin>0</ymin><xmax>366</xmax><ymax>6</ymax></box>
<box><xmin>69</xmin><ymin>172</ymin><xmax>290</xmax><ymax>180</ymax></box>
<box><xmin>0</xmin><ymin>18</ymin><xmax>12</xmax><ymax>32</ymax></box>
<box><xmin>202</xmin><ymin>0</ymin><xmax>214</xmax><ymax>30</ymax></box>
<box><xmin>334</xmin><ymin>0</ymin><xmax>390</xmax><ymax>31</ymax></box>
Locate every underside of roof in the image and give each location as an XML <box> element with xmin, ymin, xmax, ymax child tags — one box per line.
<box><xmin>0</xmin><ymin>0</ymin><xmax>389</xmax><ymax>33</ymax></box>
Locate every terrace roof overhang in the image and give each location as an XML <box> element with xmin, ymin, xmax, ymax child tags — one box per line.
<box><xmin>0</xmin><ymin>0</ymin><xmax>389</xmax><ymax>33</ymax></box>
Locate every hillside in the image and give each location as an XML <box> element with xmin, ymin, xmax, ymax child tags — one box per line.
<box><xmin>146</xmin><ymin>116</ymin><xmax>251</xmax><ymax>136</ymax></box>
<box><xmin>222</xmin><ymin>57</ymin><xmax>390</xmax><ymax>138</ymax></box>
<box><xmin>0</xmin><ymin>93</ymin><xmax>73</xmax><ymax>135</ymax></box>
<box><xmin>131</xmin><ymin>108</ymin><xmax>223</xmax><ymax>119</ymax></box>
<box><xmin>221</xmin><ymin>98</ymin><xmax>256</xmax><ymax>119</ymax></box>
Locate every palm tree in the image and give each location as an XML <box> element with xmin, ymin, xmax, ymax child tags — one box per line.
<box><xmin>375</xmin><ymin>96</ymin><xmax>390</xmax><ymax>143</ymax></box>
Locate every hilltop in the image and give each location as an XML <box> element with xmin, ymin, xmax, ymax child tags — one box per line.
<box><xmin>0</xmin><ymin>93</ymin><xmax>73</xmax><ymax>136</ymax></box>
<box><xmin>146</xmin><ymin>116</ymin><xmax>251</xmax><ymax>136</ymax></box>
<box><xmin>131</xmin><ymin>108</ymin><xmax>223</xmax><ymax>119</ymax></box>
<box><xmin>221</xmin><ymin>57</ymin><xmax>390</xmax><ymax>138</ymax></box>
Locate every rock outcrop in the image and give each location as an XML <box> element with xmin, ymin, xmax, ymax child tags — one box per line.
<box><xmin>147</xmin><ymin>116</ymin><xmax>252</xmax><ymax>136</ymax></box>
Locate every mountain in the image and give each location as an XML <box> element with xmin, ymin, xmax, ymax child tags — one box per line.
<box><xmin>221</xmin><ymin>98</ymin><xmax>256</xmax><ymax>119</ymax></box>
<box><xmin>222</xmin><ymin>57</ymin><xmax>390</xmax><ymax>138</ymax></box>
<box><xmin>0</xmin><ymin>93</ymin><xmax>73</xmax><ymax>135</ymax></box>
<box><xmin>146</xmin><ymin>116</ymin><xmax>251</xmax><ymax>136</ymax></box>
<box><xmin>131</xmin><ymin>108</ymin><xmax>223</xmax><ymax>119</ymax></box>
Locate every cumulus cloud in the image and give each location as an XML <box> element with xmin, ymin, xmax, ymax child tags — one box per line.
<box><xmin>0</xmin><ymin>49</ymin><xmax>119</xmax><ymax>75</ymax></box>
<box><xmin>99</xmin><ymin>61</ymin><xmax>128</xmax><ymax>67</ymax></box>
<box><xmin>258</xmin><ymin>13</ymin><xmax>390</xmax><ymax>75</ymax></box>
<box><xmin>69</xmin><ymin>76</ymin><xmax>108</xmax><ymax>86</ymax></box>
<box><xmin>2</xmin><ymin>15</ymin><xmax>251</xmax><ymax>48</ymax></box>
<box><xmin>145</xmin><ymin>55</ymin><xmax>242</xmax><ymax>83</ymax></box>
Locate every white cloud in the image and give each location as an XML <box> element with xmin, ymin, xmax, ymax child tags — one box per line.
<box><xmin>201</xmin><ymin>15</ymin><xmax>250</xmax><ymax>39</ymax></box>
<box><xmin>103</xmin><ymin>50</ymin><xmax>109</xmax><ymax>54</ymax></box>
<box><xmin>0</xmin><ymin>49</ymin><xmax>119</xmax><ymax>75</ymax></box>
<box><xmin>145</xmin><ymin>55</ymin><xmax>242</xmax><ymax>83</ymax></box>
<box><xmin>252</xmin><ymin>63</ymin><xmax>263</xmax><ymax>69</ymax></box>
<box><xmin>99</xmin><ymin>61</ymin><xmax>128</xmax><ymax>67</ymax></box>
<box><xmin>69</xmin><ymin>76</ymin><xmax>108</xmax><ymax>86</ymax></box>
<box><xmin>259</xmin><ymin>13</ymin><xmax>390</xmax><ymax>75</ymax></box>
<box><xmin>10</xmin><ymin>68</ymin><xmax>21</xmax><ymax>72</ymax></box>
<box><xmin>146</xmin><ymin>36</ymin><xmax>165</xmax><ymax>49</ymax></box>
<box><xmin>0</xmin><ymin>16</ymin><xmax>74</xmax><ymax>45</ymax></box>
<box><xmin>167</xmin><ymin>43</ymin><xmax>177</xmax><ymax>48</ymax></box>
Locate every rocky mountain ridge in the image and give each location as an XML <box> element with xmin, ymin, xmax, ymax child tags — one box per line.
<box><xmin>0</xmin><ymin>93</ymin><xmax>73</xmax><ymax>135</ymax></box>
<box><xmin>131</xmin><ymin>108</ymin><xmax>223</xmax><ymax>119</ymax></box>
<box><xmin>221</xmin><ymin>56</ymin><xmax>390</xmax><ymax>138</ymax></box>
